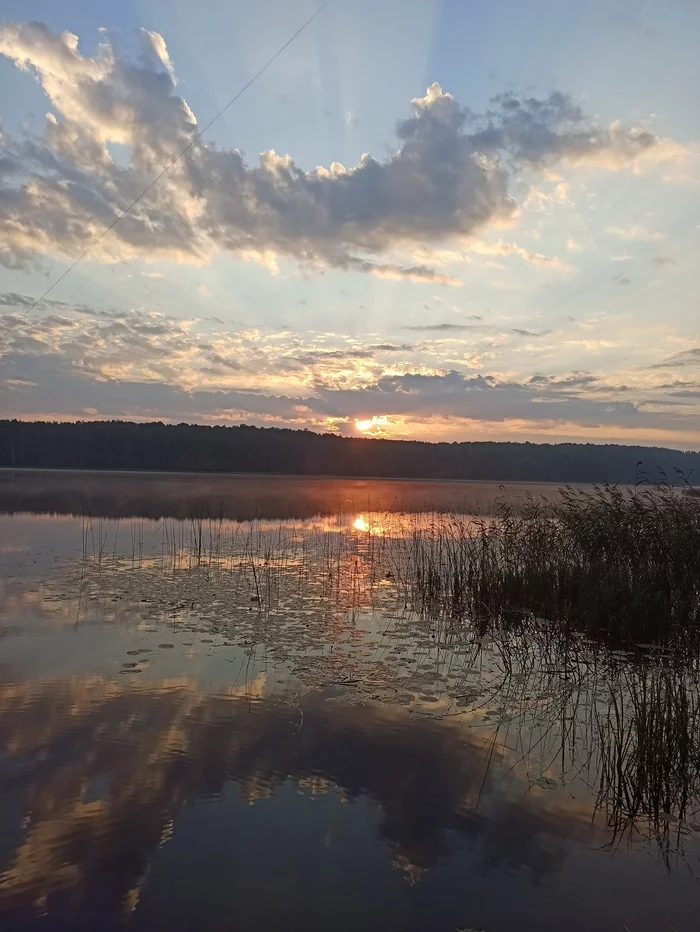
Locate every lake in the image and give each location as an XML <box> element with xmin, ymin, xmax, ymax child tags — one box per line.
<box><xmin>0</xmin><ymin>470</ymin><xmax>697</xmax><ymax>932</ymax></box>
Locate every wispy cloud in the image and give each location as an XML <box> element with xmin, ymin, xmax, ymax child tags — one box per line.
<box><xmin>606</xmin><ymin>224</ymin><xmax>667</xmax><ymax>241</ymax></box>
<box><xmin>649</xmin><ymin>348</ymin><xmax>700</xmax><ymax>369</ymax></box>
<box><xmin>404</xmin><ymin>323</ymin><xmax>480</xmax><ymax>333</ymax></box>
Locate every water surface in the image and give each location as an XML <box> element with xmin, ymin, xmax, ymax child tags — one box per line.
<box><xmin>0</xmin><ymin>472</ymin><xmax>697</xmax><ymax>931</ymax></box>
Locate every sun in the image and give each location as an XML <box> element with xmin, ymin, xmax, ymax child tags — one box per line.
<box><xmin>355</xmin><ymin>415</ymin><xmax>390</xmax><ymax>434</ymax></box>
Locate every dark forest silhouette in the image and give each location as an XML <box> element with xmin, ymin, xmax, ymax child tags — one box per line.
<box><xmin>0</xmin><ymin>419</ymin><xmax>698</xmax><ymax>484</ymax></box>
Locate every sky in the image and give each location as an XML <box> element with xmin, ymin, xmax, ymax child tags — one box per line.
<box><xmin>0</xmin><ymin>0</ymin><xmax>699</xmax><ymax>448</ymax></box>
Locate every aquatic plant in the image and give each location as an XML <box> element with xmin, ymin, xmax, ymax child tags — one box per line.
<box><xmin>396</xmin><ymin>483</ymin><xmax>700</xmax><ymax>654</ymax></box>
<box><xmin>66</xmin><ymin>490</ymin><xmax>700</xmax><ymax>864</ymax></box>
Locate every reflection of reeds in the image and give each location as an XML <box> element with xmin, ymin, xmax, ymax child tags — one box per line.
<box><xmin>593</xmin><ymin>665</ymin><xmax>700</xmax><ymax>863</ymax></box>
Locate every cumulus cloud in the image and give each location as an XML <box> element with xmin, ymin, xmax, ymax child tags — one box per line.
<box><xmin>0</xmin><ymin>22</ymin><xmax>684</xmax><ymax>278</ymax></box>
<box><xmin>470</xmin><ymin>91</ymin><xmax>682</xmax><ymax>171</ymax></box>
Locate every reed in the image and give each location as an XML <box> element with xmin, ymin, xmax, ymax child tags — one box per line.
<box><xmin>398</xmin><ymin>484</ymin><xmax>700</xmax><ymax>653</ymax></box>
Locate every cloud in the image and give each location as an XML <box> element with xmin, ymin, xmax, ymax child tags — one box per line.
<box><xmin>0</xmin><ymin>22</ymin><xmax>683</xmax><ymax>278</ymax></box>
<box><xmin>651</xmin><ymin>255</ymin><xmax>676</xmax><ymax>267</ymax></box>
<box><xmin>524</xmin><ymin>181</ymin><xmax>571</xmax><ymax>211</ymax></box>
<box><xmin>0</xmin><ymin>296</ymin><xmax>420</xmax><ymax>397</ymax></box>
<box><xmin>467</xmin><ymin>239</ymin><xmax>570</xmax><ymax>270</ymax></box>
<box><xmin>0</xmin><ymin>343</ymin><xmax>671</xmax><ymax>431</ymax></box>
<box><xmin>341</xmin><ymin>257</ymin><xmax>462</xmax><ymax>285</ymax></box>
<box><xmin>511</xmin><ymin>328</ymin><xmax>552</xmax><ymax>337</ymax></box>
<box><xmin>650</xmin><ymin>348</ymin><xmax>700</xmax><ymax>369</ymax></box>
<box><xmin>0</xmin><ymin>291</ymin><xmax>75</xmax><ymax>310</ymax></box>
<box><xmin>403</xmin><ymin>323</ymin><xmax>480</xmax><ymax>333</ymax></box>
<box><xmin>2</xmin><ymin>297</ymin><xmax>699</xmax><ymax>436</ymax></box>
<box><xmin>471</xmin><ymin>91</ymin><xmax>682</xmax><ymax>171</ymax></box>
<box><xmin>140</xmin><ymin>28</ymin><xmax>175</xmax><ymax>77</ymax></box>
<box><xmin>606</xmin><ymin>225</ymin><xmax>667</xmax><ymax>241</ymax></box>
<box><xmin>529</xmin><ymin>372</ymin><xmax>601</xmax><ymax>390</ymax></box>
<box><xmin>368</xmin><ymin>343</ymin><xmax>413</xmax><ymax>352</ymax></box>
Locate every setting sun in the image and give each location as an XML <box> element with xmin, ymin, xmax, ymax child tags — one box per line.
<box><xmin>355</xmin><ymin>416</ymin><xmax>390</xmax><ymax>434</ymax></box>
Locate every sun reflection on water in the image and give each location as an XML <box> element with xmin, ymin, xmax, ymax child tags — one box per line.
<box><xmin>353</xmin><ymin>514</ymin><xmax>385</xmax><ymax>535</ymax></box>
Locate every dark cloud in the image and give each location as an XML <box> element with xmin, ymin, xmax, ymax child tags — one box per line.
<box><xmin>208</xmin><ymin>353</ymin><xmax>242</xmax><ymax>371</ymax></box>
<box><xmin>530</xmin><ymin>373</ymin><xmax>600</xmax><ymax>389</ymax></box>
<box><xmin>0</xmin><ymin>22</ymin><xmax>681</xmax><ymax>279</ymax></box>
<box><xmin>287</xmin><ymin>349</ymin><xmax>375</xmax><ymax>364</ymax></box>
<box><xmin>468</xmin><ymin>91</ymin><xmax>662</xmax><ymax>168</ymax></box>
<box><xmin>650</xmin><ymin>348</ymin><xmax>700</xmax><ymax>369</ymax></box>
<box><xmin>657</xmin><ymin>380</ymin><xmax>700</xmax><ymax>391</ymax></box>
<box><xmin>404</xmin><ymin>323</ymin><xmax>480</xmax><ymax>332</ymax></box>
<box><xmin>612</xmin><ymin>273</ymin><xmax>631</xmax><ymax>286</ymax></box>
<box><xmin>651</xmin><ymin>256</ymin><xmax>676</xmax><ymax>267</ymax></box>
<box><xmin>368</xmin><ymin>343</ymin><xmax>414</xmax><ymax>352</ymax></box>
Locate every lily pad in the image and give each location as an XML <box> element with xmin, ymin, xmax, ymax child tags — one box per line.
<box><xmin>658</xmin><ymin>811</ymin><xmax>677</xmax><ymax>823</ymax></box>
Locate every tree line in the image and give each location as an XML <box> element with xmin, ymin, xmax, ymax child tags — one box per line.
<box><xmin>0</xmin><ymin>419</ymin><xmax>698</xmax><ymax>484</ymax></box>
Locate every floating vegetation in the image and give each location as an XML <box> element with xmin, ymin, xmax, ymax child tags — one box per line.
<box><xmin>34</xmin><ymin>483</ymin><xmax>700</xmax><ymax>865</ymax></box>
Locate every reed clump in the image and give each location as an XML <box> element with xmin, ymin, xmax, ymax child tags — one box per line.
<box><xmin>402</xmin><ymin>484</ymin><xmax>700</xmax><ymax>651</ymax></box>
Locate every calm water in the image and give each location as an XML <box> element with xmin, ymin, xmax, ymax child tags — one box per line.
<box><xmin>0</xmin><ymin>471</ymin><xmax>698</xmax><ymax>931</ymax></box>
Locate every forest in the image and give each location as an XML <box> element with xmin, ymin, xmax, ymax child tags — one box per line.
<box><xmin>0</xmin><ymin>420</ymin><xmax>698</xmax><ymax>484</ymax></box>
